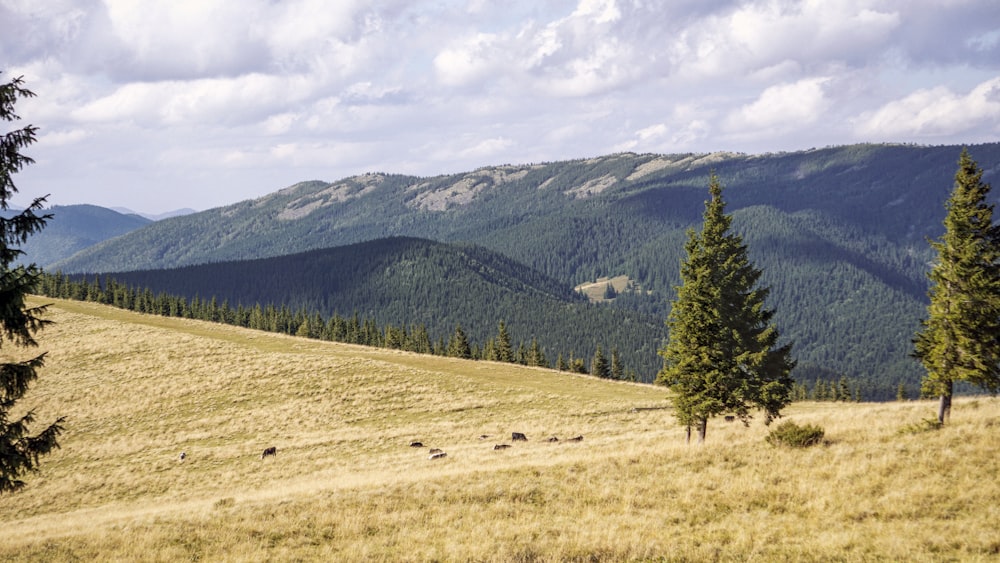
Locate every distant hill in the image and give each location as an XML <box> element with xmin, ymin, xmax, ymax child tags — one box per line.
<box><xmin>9</xmin><ymin>204</ymin><xmax>151</xmax><ymax>267</ymax></box>
<box><xmin>48</xmin><ymin>143</ymin><xmax>1000</xmax><ymax>396</ymax></box>
<box><xmin>110</xmin><ymin>207</ymin><xmax>198</xmax><ymax>221</ymax></box>
<box><xmin>74</xmin><ymin>236</ymin><xmax>665</xmax><ymax>377</ymax></box>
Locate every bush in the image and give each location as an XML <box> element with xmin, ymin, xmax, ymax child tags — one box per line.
<box><xmin>898</xmin><ymin>418</ymin><xmax>943</xmax><ymax>434</ymax></box>
<box><xmin>766</xmin><ymin>420</ymin><xmax>825</xmax><ymax>448</ymax></box>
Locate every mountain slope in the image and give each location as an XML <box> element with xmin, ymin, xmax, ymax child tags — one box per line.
<box><xmin>79</xmin><ymin>236</ymin><xmax>665</xmax><ymax>377</ymax></box>
<box><xmin>10</xmin><ymin>204</ymin><xmax>151</xmax><ymax>267</ymax></box>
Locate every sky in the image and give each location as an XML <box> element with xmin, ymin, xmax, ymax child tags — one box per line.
<box><xmin>2</xmin><ymin>0</ymin><xmax>999</xmax><ymax>214</ymax></box>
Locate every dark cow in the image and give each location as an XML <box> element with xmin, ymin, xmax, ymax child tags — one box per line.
<box><xmin>260</xmin><ymin>446</ymin><xmax>277</xmax><ymax>459</ymax></box>
<box><xmin>724</xmin><ymin>415</ymin><xmax>736</xmax><ymax>422</ymax></box>
<box><xmin>428</xmin><ymin>451</ymin><xmax>447</xmax><ymax>460</ymax></box>
<box><xmin>178</xmin><ymin>451</ymin><xmax>186</xmax><ymax>461</ymax></box>
<box><xmin>512</xmin><ymin>432</ymin><xmax>528</xmax><ymax>441</ymax></box>
<box><xmin>478</xmin><ymin>434</ymin><xmax>491</xmax><ymax>440</ymax></box>
<box><xmin>410</xmin><ymin>441</ymin><xmax>424</xmax><ymax>448</ymax></box>
<box><xmin>546</xmin><ymin>436</ymin><xmax>559</xmax><ymax>442</ymax></box>
<box><xmin>567</xmin><ymin>435</ymin><xmax>583</xmax><ymax>442</ymax></box>
<box><xmin>493</xmin><ymin>444</ymin><xmax>511</xmax><ymax>450</ymax></box>
<box><xmin>428</xmin><ymin>448</ymin><xmax>443</xmax><ymax>455</ymax></box>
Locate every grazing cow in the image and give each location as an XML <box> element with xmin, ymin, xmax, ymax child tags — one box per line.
<box><xmin>546</xmin><ymin>436</ymin><xmax>559</xmax><ymax>442</ymax></box>
<box><xmin>511</xmin><ymin>432</ymin><xmax>527</xmax><ymax>441</ymax></box>
<box><xmin>429</xmin><ymin>451</ymin><xmax>447</xmax><ymax>460</ymax></box>
<box><xmin>261</xmin><ymin>446</ymin><xmax>277</xmax><ymax>459</ymax></box>
<box><xmin>567</xmin><ymin>435</ymin><xmax>583</xmax><ymax>442</ymax></box>
<box><xmin>493</xmin><ymin>444</ymin><xmax>511</xmax><ymax>450</ymax></box>
<box><xmin>178</xmin><ymin>452</ymin><xmax>186</xmax><ymax>461</ymax></box>
<box><xmin>478</xmin><ymin>434</ymin><xmax>490</xmax><ymax>440</ymax></box>
<box><xmin>428</xmin><ymin>448</ymin><xmax>443</xmax><ymax>455</ymax></box>
<box><xmin>410</xmin><ymin>441</ymin><xmax>424</xmax><ymax>448</ymax></box>
<box><xmin>724</xmin><ymin>415</ymin><xmax>736</xmax><ymax>422</ymax></box>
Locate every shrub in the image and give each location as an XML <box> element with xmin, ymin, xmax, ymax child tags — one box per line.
<box><xmin>766</xmin><ymin>420</ymin><xmax>825</xmax><ymax>448</ymax></box>
<box><xmin>898</xmin><ymin>418</ymin><xmax>943</xmax><ymax>435</ymax></box>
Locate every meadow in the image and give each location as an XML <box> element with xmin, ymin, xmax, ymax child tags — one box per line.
<box><xmin>1</xmin><ymin>298</ymin><xmax>998</xmax><ymax>561</ymax></box>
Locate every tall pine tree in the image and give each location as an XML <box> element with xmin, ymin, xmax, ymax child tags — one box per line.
<box><xmin>656</xmin><ymin>173</ymin><xmax>794</xmax><ymax>443</ymax></box>
<box><xmin>914</xmin><ymin>148</ymin><xmax>1000</xmax><ymax>424</ymax></box>
<box><xmin>1</xmin><ymin>73</ymin><xmax>64</xmax><ymax>493</ymax></box>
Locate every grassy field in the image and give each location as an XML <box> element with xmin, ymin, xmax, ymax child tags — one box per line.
<box><xmin>1</xmin><ymin>298</ymin><xmax>999</xmax><ymax>561</ymax></box>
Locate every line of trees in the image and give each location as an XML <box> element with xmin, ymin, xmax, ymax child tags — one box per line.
<box><xmin>35</xmin><ymin>272</ymin><xmax>638</xmax><ymax>381</ymax></box>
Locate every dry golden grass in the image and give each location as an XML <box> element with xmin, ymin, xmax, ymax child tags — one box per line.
<box><xmin>2</xmin><ymin>298</ymin><xmax>999</xmax><ymax>561</ymax></box>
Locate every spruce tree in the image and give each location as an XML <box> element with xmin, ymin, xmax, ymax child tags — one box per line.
<box><xmin>447</xmin><ymin>325</ymin><xmax>472</xmax><ymax>359</ymax></box>
<box><xmin>656</xmin><ymin>173</ymin><xmax>794</xmax><ymax>443</ymax></box>
<box><xmin>1</xmin><ymin>74</ymin><xmax>64</xmax><ymax>493</ymax></box>
<box><xmin>591</xmin><ymin>345</ymin><xmax>610</xmax><ymax>378</ymax></box>
<box><xmin>495</xmin><ymin>320</ymin><xmax>513</xmax><ymax>363</ymax></box>
<box><xmin>610</xmin><ymin>348</ymin><xmax>624</xmax><ymax>380</ymax></box>
<box><xmin>526</xmin><ymin>338</ymin><xmax>546</xmax><ymax>368</ymax></box>
<box><xmin>914</xmin><ymin>149</ymin><xmax>1000</xmax><ymax>424</ymax></box>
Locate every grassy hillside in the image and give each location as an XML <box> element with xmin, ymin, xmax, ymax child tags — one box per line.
<box><xmin>2</xmin><ymin>299</ymin><xmax>998</xmax><ymax>561</ymax></box>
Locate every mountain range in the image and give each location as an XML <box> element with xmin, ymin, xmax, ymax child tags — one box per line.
<box><xmin>36</xmin><ymin>142</ymin><xmax>1000</xmax><ymax>398</ymax></box>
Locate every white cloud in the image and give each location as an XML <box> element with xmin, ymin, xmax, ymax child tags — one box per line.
<box><xmin>673</xmin><ymin>1</ymin><xmax>900</xmax><ymax>79</ymax></box>
<box><xmin>726</xmin><ymin>77</ymin><xmax>831</xmax><ymax>134</ymax></box>
<box><xmin>4</xmin><ymin>0</ymin><xmax>1000</xmax><ymax>212</ymax></box>
<box><xmin>855</xmin><ymin>76</ymin><xmax>1000</xmax><ymax>138</ymax></box>
<box><xmin>37</xmin><ymin>128</ymin><xmax>89</xmax><ymax>147</ymax></box>
<box><xmin>103</xmin><ymin>0</ymin><xmax>266</xmax><ymax>78</ymax></box>
<box><xmin>71</xmin><ymin>73</ymin><xmax>319</xmax><ymax>126</ymax></box>
<box><xmin>434</xmin><ymin>33</ymin><xmax>501</xmax><ymax>87</ymax></box>
<box><xmin>571</xmin><ymin>0</ymin><xmax>621</xmax><ymax>24</ymax></box>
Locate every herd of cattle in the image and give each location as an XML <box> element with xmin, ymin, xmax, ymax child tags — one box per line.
<box><xmin>176</xmin><ymin>432</ymin><xmax>584</xmax><ymax>464</ymax></box>
<box><xmin>410</xmin><ymin>432</ymin><xmax>584</xmax><ymax>460</ymax></box>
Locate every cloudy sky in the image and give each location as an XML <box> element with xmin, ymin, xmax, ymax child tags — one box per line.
<box><xmin>3</xmin><ymin>0</ymin><xmax>999</xmax><ymax>213</ymax></box>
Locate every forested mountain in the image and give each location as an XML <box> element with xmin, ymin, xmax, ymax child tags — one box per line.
<box><xmin>49</xmin><ymin>143</ymin><xmax>1000</xmax><ymax>397</ymax></box>
<box><xmin>65</xmin><ymin>237</ymin><xmax>664</xmax><ymax>377</ymax></box>
<box><xmin>7</xmin><ymin>204</ymin><xmax>151</xmax><ymax>267</ymax></box>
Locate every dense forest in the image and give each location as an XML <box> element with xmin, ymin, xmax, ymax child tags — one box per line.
<box><xmin>38</xmin><ymin>268</ymin><xmax>648</xmax><ymax>381</ymax></box>
<box><xmin>45</xmin><ymin>237</ymin><xmax>665</xmax><ymax>379</ymax></box>
<box><xmin>38</xmin><ymin>269</ymin><xmax>878</xmax><ymax>401</ymax></box>
<box><xmin>45</xmin><ymin>144</ymin><xmax>1000</xmax><ymax>399</ymax></box>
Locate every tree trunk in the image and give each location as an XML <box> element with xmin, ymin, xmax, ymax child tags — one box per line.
<box><xmin>696</xmin><ymin>418</ymin><xmax>707</xmax><ymax>443</ymax></box>
<box><xmin>938</xmin><ymin>380</ymin><xmax>953</xmax><ymax>424</ymax></box>
<box><xmin>685</xmin><ymin>424</ymin><xmax>691</xmax><ymax>444</ymax></box>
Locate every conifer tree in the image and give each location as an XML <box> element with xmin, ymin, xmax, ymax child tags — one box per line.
<box><xmin>447</xmin><ymin>325</ymin><xmax>472</xmax><ymax>359</ymax></box>
<box><xmin>656</xmin><ymin>174</ymin><xmax>794</xmax><ymax>443</ymax></box>
<box><xmin>495</xmin><ymin>320</ymin><xmax>513</xmax><ymax>363</ymax></box>
<box><xmin>1</xmin><ymin>74</ymin><xmax>64</xmax><ymax>493</ymax></box>
<box><xmin>591</xmin><ymin>345</ymin><xmax>610</xmax><ymax>378</ymax></box>
<box><xmin>610</xmin><ymin>348</ymin><xmax>624</xmax><ymax>380</ymax></box>
<box><xmin>526</xmin><ymin>338</ymin><xmax>547</xmax><ymax>368</ymax></box>
<box><xmin>914</xmin><ymin>149</ymin><xmax>1000</xmax><ymax>424</ymax></box>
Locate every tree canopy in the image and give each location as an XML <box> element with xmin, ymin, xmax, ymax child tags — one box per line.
<box><xmin>656</xmin><ymin>174</ymin><xmax>794</xmax><ymax>442</ymax></box>
<box><xmin>913</xmin><ymin>148</ymin><xmax>1000</xmax><ymax>423</ymax></box>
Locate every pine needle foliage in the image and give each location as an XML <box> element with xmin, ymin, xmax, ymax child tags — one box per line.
<box><xmin>913</xmin><ymin>148</ymin><xmax>1000</xmax><ymax>424</ymax></box>
<box><xmin>0</xmin><ymin>73</ymin><xmax>64</xmax><ymax>493</ymax></box>
<box><xmin>656</xmin><ymin>174</ymin><xmax>794</xmax><ymax>442</ymax></box>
